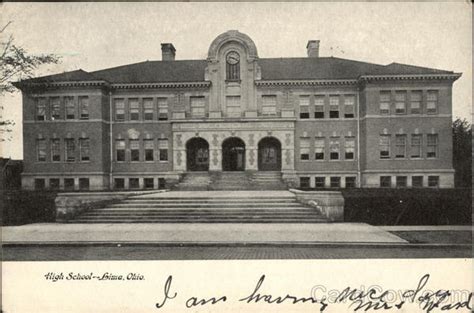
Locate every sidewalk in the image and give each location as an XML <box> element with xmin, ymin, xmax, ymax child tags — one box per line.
<box><xmin>2</xmin><ymin>223</ymin><xmax>407</xmax><ymax>245</ymax></box>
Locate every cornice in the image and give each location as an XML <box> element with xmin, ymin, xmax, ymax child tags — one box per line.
<box><xmin>111</xmin><ymin>82</ymin><xmax>211</xmax><ymax>89</ymax></box>
<box><xmin>255</xmin><ymin>79</ymin><xmax>358</xmax><ymax>87</ymax></box>
<box><xmin>359</xmin><ymin>73</ymin><xmax>462</xmax><ymax>82</ymax></box>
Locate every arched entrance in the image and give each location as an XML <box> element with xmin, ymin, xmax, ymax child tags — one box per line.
<box><xmin>186</xmin><ymin>138</ymin><xmax>209</xmax><ymax>171</ymax></box>
<box><xmin>258</xmin><ymin>137</ymin><xmax>281</xmax><ymax>171</ymax></box>
<box><xmin>222</xmin><ymin>137</ymin><xmax>246</xmax><ymax>171</ymax></box>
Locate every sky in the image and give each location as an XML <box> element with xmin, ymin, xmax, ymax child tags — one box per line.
<box><xmin>1</xmin><ymin>2</ymin><xmax>472</xmax><ymax>159</ymax></box>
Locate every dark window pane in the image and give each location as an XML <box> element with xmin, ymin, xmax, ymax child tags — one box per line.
<box><xmin>300</xmin><ymin>177</ymin><xmax>310</xmax><ymax>188</ymax></box>
<box><xmin>79</xmin><ymin>178</ymin><xmax>90</xmax><ymax>190</ymax></box>
<box><xmin>129</xmin><ymin>178</ymin><xmax>139</xmax><ymax>189</ymax></box>
<box><xmin>64</xmin><ymin>178</ymin><xmax>75</xmax><ymax>191</ymax></box>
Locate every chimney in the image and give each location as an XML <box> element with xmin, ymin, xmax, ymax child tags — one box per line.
<box><xmin>306</xmin><ymin>40</ymin><xmax>320</xmax><ymax>58</ymax></box>
<box><xmin>161</xmin><ymin>43</ymin><xmax>176</xmax><ymax>61</ymax></box>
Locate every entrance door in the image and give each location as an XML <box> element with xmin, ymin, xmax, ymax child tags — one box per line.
<box><xmin>222</xmin><ymin>137</ymin><xmax>245</xmax><ymax>171</ymax></box>
<box><xmin>258</xmin><ymin>137</ymin><xmax>281</xmax><ymax>171</ymax></box>
<box><xmin>186</xmin><ymin>138</ymin><xmax>209</xmax><ymax>171</ymax></box>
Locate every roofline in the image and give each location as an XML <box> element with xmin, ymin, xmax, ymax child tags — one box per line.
<box><xmin>255</xmin><ymin>79</ymin><xmax>358</xmax><ymax>86</ymax></box>
<box><xmin>359</xmin><ymin>73</ymin><xmax>462</xmax><ymax>82</ymax></box>
<box><xmin>111</xmin><ymin>82</ymin><xmax>211</xmax><ymax>89</ymax></box>
<box><xmin>13</xmin><ymin>80</ymin><xmax>109</xmax><ymax>89</ymax></box>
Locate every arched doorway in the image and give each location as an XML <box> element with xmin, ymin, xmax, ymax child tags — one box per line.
<box><xmin>258</xmin><ymin>137</ymin><xmax>281</xmax><ymax>171</ymax></box>
<box><xmin>222</xmin><ymin>137</ymin><xmax>246</xmax><ymax>171</ymax></box>
<box><xmin>186</xmin><ymin>138</ymin><xmax>209</xmax><ymax>171</ymax></box>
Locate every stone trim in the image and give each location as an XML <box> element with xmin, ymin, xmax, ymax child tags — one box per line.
<box><xmin>359</xmin><ymin>73</ymin><xmax>462</xmax><ymax>82</ymax></box>
<box><xmin>112</xmin><ymin>82</ymin><xmax>211</xmax><ymax>89</ymax></box>
<box><xmin>255</xmin><ymin>79</ymin><xmax>357</xmax><ymax>87</ymax></box>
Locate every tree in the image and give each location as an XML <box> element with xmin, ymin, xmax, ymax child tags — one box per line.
<box><xmin>0</xmin><ymin>21</ymin><xmax>61</xmax><ymax>142</ymax></box>
<box><xmin>452</xmin><ymin>118</ymin><xmax>472</xmax><ymax>188</ymax></box>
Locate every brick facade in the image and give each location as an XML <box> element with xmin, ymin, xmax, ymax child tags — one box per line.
<box><xmin>15</xmin><ymin>30</ymin><xmax>461</xmax><ymax>190</ymax></box>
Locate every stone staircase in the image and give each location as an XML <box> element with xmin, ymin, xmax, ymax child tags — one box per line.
<box><xmin>174</xmin><ymin>172</ymin><xmax>212</xmax><ymax>191</ymax></box>
<box><xmin>174</xmin><ymin>171</ymin><xmax>288</xmax><ymax>191</ymax></box>
<box><xmin>251</xmin><ymin>171</ymin><xmax>287</xmax><ymax>190</ymax></box>
<box><xmin>71</xmin><ymin>193</ymin><xmax>327</xmax><ymax>223</ymax></box>
<box><xmin>209</xmin><ymin>172</ymin><xmax>253</xmax><ymax>190</ymax></box>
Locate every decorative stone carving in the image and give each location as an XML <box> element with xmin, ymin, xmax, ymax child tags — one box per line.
<box><xmin>128</xmin><ymin>128</ymin><xmax>140</xmax><ymax>139</ymax></box>
<box><xmin>212</xmin><ymin>150</ymin><xmax>218</xmax><ymax>165</ymax></box>
<box><xmin>248</xmin><ymin>134</ymin><xmax>255</xmax><ymax>146</ymax></box>
<box><xmin>285</xmin><ymin>133</ymin><xmax>291</xmax><ymax>146</ymax></box>
<box><xmin>249</xmin><ymin>149</ymin><xmax>255</xmax><ymax>165</ymax></box>
<box><xmin>176</xmin><ymin>134</ymin><xmax>182</xmax><ymax>147</ymax></box>
<box><xmin>212</xmin><ymin>134</ymin><xmax>219</xmax><ymax>146</ymax></box>
<box><xmin>176</xmin><ymin>151</ymin><xmax>182</xmax><ymax>166</ymax></box>
<box><xmin>207</xmin><ymin>30</ymin><xmax>259</xmax><ymax>61</ymax></box>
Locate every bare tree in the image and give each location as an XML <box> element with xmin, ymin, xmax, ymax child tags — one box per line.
<box><xmin>0</xmin><ymin>21</ymin><xmax>61</xmax><ymax>142</ymax></box>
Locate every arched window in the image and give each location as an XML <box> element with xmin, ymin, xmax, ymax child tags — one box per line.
<box><xmin>226</xmin><ymin>51</ymin><xmax>240</xmax><ymax>81</ymax></box>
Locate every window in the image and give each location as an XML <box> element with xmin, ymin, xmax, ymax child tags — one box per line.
<box><xmin>315</xmin><ymin>177</ymin><xmax>325</xmax><ymax>188</ymax></box>
<box><xmin>329</xmin><ymin>139</ymin><xmax>340</xmax><ymax>160</ymax></box>
<box><xmin>314</xmin><ymin>96</ymin><xmax>325</xmax><ymax>118</ymax></box>
<box><xmin>51</xmin><ymin>138</ymin><xmax>61</xmax><ymax>162</ymax></box>
<box><xmin>144</xmin><ymin>139</ymin><xmax>154</xmax><ymax>161</ymax></box>
<box><xmin>379</xmin><ymin>135</ymin><xmax>390</xmax><ymax>159</ymax></box>
<box><xmin>64</xmin><ymin>178</ymin><xmax>75</xmax><ymax>191</ymax></box>
<box><xmin>35</xmin><ymin>178</ymin><xmax>45</xmax><ymax>190</ymax></box>
<box><xmin>395</xmin><ymin>91</ymin><xmax>406</xmax><ymax>114</ymax></box>
<box><xmin>116</xmin><ymin>139</ymin><xmax>125</xmax><ymax>161</ymax></box>
<box><xmin>49</xmin><ymin>178</ymin><xmax>60</xmax><ymax>190</ymax></box>
<box><xmin>143</xmin><ymin>98</ymin><xmax>154</xmax><ymax>120</ymax></box>
<box><xmin>226</xmin><ymin>96</ymin><xmax>241</xmax><ymax>117</ymax></box>
<box><xmin>190</xmin><ymin>96</ymin><xmax>206</xmax><ymax>118</ymax></box>
<box><xmin>344</xmin><ymin>95</ymin><xmax>355</xmax><ymax>118</ymax></box>
<box><xmin>65</xmin><ymin>96</ymin><xmax>75</xmax><ymax>119</ymax></box>
<box><xmin>395</xmin><ymin>135</ymin><xmax>406</xmax><ymax>158</ymax></box>
<box><xmin>379</xmin><ymin>91</ymin><xmax>391</xmax><ymax>115</ymax></box>
<box><xmin>158</xmin><ymin>139</ymin><xmax>168</xmax><ymax>161</ymax></box>
<box><xmin>36</xmin><ymin>139</ymin><xmax>46</xmax><ymax>162</ymax></box>
<box><xmin>314</xmin><ymin>138</ymin><xmax>325</xmax><ymax>160</ymax></box>
<box><xmin>65</xmin><ymin>138</ymin><xmax>75</xmax><ymax>162</ymax></box>
<box><xmin>410</xmin><ymin>134</ymin><xmax>422</xmax><ymax>158</ymax></box>
<box><xmin>427</xmin><ymin>91</ymin><xmax>438</xmax><ymax>114</ymax></box>
<box><xmin>157</xmin><ymin>98</ymin><xmax>168</xmax><ymax>120</ymax></box>
<box><xmin>428</xmin><ymin>176</ymin><xmax>439</xmax><ymax>187</ymax></box>
<box><xmin>79</xmin><ymin>178</ymin><xmax>90</xmax><ymax>190</ymax></box>
<box><xmin>412</xmin><ymin>176</ymin><xmax>423</xmax><ymax>187</ymax></box>
<box><xmin>396</xmin><ymin>176</ymin><xmax>407</xmax><ymax>188</ymax></box>
<box><xmin>261</xmin><ymin>95</ymin><xmax>277</xmax><ymax>116</ymax></box>
<box><xmin>130</xmin><ymin>139</ymin><xmax>140</xmax><ymax>161</ymax></box>
<box><xmin>144</xmin><ymin>178</ymin><xmax>154</xmax><ymax>189</ymax></box>
<box><xmin>410</xmin><ymin>91</ymin><xmax>422</xmax><ymax>114</ymax></box>
<box><xmin>345</xmin><ymin>177</ymin><xmax>356</xmax><ymax>188</ymax></box>
<box><xmin>158</xmin><ymin>178</ymin><xmax>166</xmax><ymax>189</ymax></box>
<box><xmin>299</xmin><ymin>96</ymin><xmax>310</xmax><ymax>119</ymax></box>
<box><xmin>129</xmin><ymin>98</ymin><xmax>140</xmax><ymax>121</ymax></box>
<box><xmin>129</xmin><ymin>178</ymin><xmax>139</xmax><ymax>189</ymax></box>
<box><xmin>300</xmin><ymin>138</ymin><xmax>310</xmax><ymax>160</ymax></box>
<box><xmin>115</xmin><ymin>99</ymin><xmax>125</xmax><ymax>121</ymax></box>
<box><xmin>50</xmin><ymin>97</ymin><xmax>61</xmax><ymax>120</ymax></box>
<box><xmin>300</xmin><ymin>177</ymin><xmax>310</xmax><ymax>188</ymax></box>
<box><xmin>427</xmin><ymin>134</ymin><xmax>438</xmax><ymax>158</ymax></box>
<box><xmin>380</xmin><ymin>176</ymin><xmax>391</xmax><ymax>188</ymax></box>
<box><xmin>79</xmin><ymin>138</ymin><xmax>90</xmax><ymax>161</ymax></box>
<box><xmin>226</xmin><ymin>51</ymin><xmax>240</xmax><ymax>80</ymax></box>
<box><xmin>79</xmin><ymin>96</ymin><xmax>89</xmax><ymax>119</ymax></box>
<box><xmin>114</xmin><ymin>178</ymin><xmax>125</xmax><ymax>189</ymax></box>
<box><xmin>36</xmin><ymin>98</ymin><xmax>47</xmax><ymax>121</ymax></box>
<box><xmin>330</xmin><ymin>177</ymin><xmax>341</xmax><ymax>188</ymax></box>
<box><xmin>329</xmin><ymin>96</ymin><xmax>339</xmax><ymax>118</ymax></box>
<box><xmin>344</xmin><ymin>138</ymin><xmax>355</xmax><ymax>160</ymax></box>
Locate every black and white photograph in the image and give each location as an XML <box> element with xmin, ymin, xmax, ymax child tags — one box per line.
<box><xmin>1</xmin><ymin>2</ymin><xmax>472</xmax><ymax>313</ymax></box>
